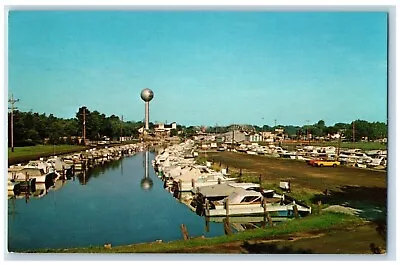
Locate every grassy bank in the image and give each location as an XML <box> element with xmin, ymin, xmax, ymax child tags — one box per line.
<box><xmin>7</xmin><ymin>145</ymin><xmax>89</xmax><ymax>165</ymax></box>
<box><xmin>30</xmin><ymin>212</ymin><xmax>364</xmax><ymax>253</ymax></box>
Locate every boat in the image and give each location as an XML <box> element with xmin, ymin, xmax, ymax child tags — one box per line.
<box><xmin>46</xmin><ymin>157</ymin><xmax>73</xmax><ymax>176</ymax></box>
<box><xmin>190</xmin><ymin>182</ymin><xmax>261</xmax><ymax>215</ymax></box>
<box><xmin>172</xmin><ymin>167</ymin><xmax>237</xmax><ymax>192</ymax></box>
<box><xmin>24</xmin><ymin>160</ymin><xmax>54</xmax><ymax>174</ymax></box>
<box><xmin>205</xmin><ymin>188</ymin><xmax>311</xmax><ymax>217</ymax></box>
<box><xmin>10</xmin><ymin>168</ymin><xmax>56</xmax><ymax>183</ymax></box>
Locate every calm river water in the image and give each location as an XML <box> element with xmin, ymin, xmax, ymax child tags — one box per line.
<box><xmin>7</xmin><ymin>151</ymin><xmax>226</xmax><ymax>252</ymax></box>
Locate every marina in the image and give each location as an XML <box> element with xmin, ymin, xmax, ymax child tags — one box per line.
<box><xmin>6</xmin><ymin>10</ymin><xmax>389</xmax><ymax>255</ymax></box>
<box><xmin>7</xmin><ymin>139</ymin><xmax>387</xmax><ymax>252</ymax></box>
<box><xmin>7</xmin><ymin>144</ymin><xmax>255</xmax><ymax>252</ymax></box>
<box><xmin>153</xmin><ymin>141</ymin><xmax>312</xmax><ymax>219</ymax></box>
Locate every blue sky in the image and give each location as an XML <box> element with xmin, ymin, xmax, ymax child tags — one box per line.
<box><xmin>8</xmin><ymin>11</ymin><xmax>388</xmax><ymax>127</ymax></box>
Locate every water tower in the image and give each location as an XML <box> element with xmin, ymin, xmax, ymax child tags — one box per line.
<box><xmin>140</xmin><ymin>88</ymin><xmax>154</xmax><ymax>131</ymax></box>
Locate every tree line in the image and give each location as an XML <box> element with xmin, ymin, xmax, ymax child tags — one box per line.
<box><xmin>7</xmin><ymin>105</ymin><xmax>387</xmax><ymax>147</ymax></box>
<box><xmin>202</xmin><ymin>120</ymin><xmax>387</xmax><ymax>142</ymax></box>
<box><xmin>7</xmin><ymin>107</ymin><xmax>144</xmax><ymax>146</ymax></box>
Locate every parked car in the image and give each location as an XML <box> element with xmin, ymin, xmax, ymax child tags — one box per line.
<box><xmin>311</xmin><ymin>159</ymin><xmax>340</xmax><ymax>167</ymax></box>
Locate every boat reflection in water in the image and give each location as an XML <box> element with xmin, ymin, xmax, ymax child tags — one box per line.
<box><xmin>76</xmin><ymin>158</ymin><xmax>123</xmax><ymax>185</ymax></box>
<box><xmin>8</xmin><ymin>176</ymin><xmax>62</xmax><ymax>203</ymax></box>
<box><xmin>140</xmin><ymin>150</ymin><xmax>153</xmax><ymax>190</ymax></box>
<box><xmin>209</xmin><ymin>215</ymin><xmax>290</xmax><ymax>233</ymax></box>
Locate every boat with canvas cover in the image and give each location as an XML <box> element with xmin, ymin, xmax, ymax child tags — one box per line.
<box><xmin>205</xmin><ymin>188</ymin><xmax>311</xmax><ymax>217</ymax></box>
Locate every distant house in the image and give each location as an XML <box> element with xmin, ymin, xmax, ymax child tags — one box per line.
<box><xmin>245</xmin><ymin>132</ymin><xmax>262</xmax><ymax>142</ymax></box>
<box><xmin>154</xmin><ymin>122</ymin><xmax>177</xmax><ymax>136</ymax></box>
<box><xmin>274</xmin><ymin>128</ymin><xmax>285</xmax><ymax>140</ymax></box>
<box><xmin>219</xmin><ymin>130</ymin><xmax>246</xmax><ymax>143</ymax></box>
<box><xmin>261</xmin><ymin>131</ymin><xmax>274</xmax><ymax>142</ymax></box>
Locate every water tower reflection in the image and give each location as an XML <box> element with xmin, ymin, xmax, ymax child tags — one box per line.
<box><xmin>140</xmin><ymin>150</ymin><xmax>153</xmax><ymax>190</ymax></box>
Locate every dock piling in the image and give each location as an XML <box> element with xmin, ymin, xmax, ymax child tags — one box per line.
<box><xmin>205</xmin><ymin>199</ymin><xmax>210</xmax><ymax>217</ymax></box>
<box><xmin>225</xmin><ymin>198</ymin><xmax>230</xmax><ymax>217</ymax></box>
<box><xmin>293</xmin><ymin>204</ymin><xmax>299</xmax><ymax>218</ymax></box>
<box><xmin>205</xmin><ymin>215</ymin><xmax>210</xmax><ymax>233</ymax></box>
<box><xmin>180</xmin><ymin>224</ymin><xmax>189</xmax><ymax>240</ymax></box>
<box><xmin>263</xmin><ymin>198</ymin><xmax>273</xmax><ymax>227</ymax></box>
<box><xmin>223</xmin><ymin>218</ymin><xmax>232</xmax><ymax>235</ymax></box>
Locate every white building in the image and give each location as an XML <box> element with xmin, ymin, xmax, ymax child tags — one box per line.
<box><xmin>154</xmin><ymin>122</ymin><xmax>177</xmax><ymax>136</ymax></box>
<box><xmin>246</xmin><ymin>132</ymin><xmax>263</xmax><ymax>142</ymax></box>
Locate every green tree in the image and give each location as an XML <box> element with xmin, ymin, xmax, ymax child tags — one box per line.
<box><xmin>170</xmin><ymin>129</ymin><xmax>178</xmax><ymax>137</ymax></box>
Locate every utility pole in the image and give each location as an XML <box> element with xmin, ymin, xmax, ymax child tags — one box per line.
<box><xmin>120</xmin><ymin>115</ymin><xmax>124</xmax><ymax>142</ymax></box>
<box><xmin>8</xmin><ymin>94</ymin><xmax>19</xmax><ymax>152</ymax></box>
<box><xmin>231</xmin><ymin>125</ymin><xmax>235</xmax><ymax>151</ymax></box>
<box><xmin>80</xmin><ymin>107</ymin><xmax>86</xmax><ymax>145</ymax></box>
<box><xmin>306</xmin><ymin>120</ymin><xmax>311</xmax><ymax>144</ymax></box>
<box><xmin>352</xmin><ymin>121</ymin><xmax>355</xmax><ymax>146</ymax></box>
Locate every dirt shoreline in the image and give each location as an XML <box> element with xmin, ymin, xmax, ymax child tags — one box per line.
<box><xmin>165</xmin><ymin>222</ymin><xmax>385</xmax><ymax>254</ymax></box>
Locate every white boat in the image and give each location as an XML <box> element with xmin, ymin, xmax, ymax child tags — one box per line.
<box><xmin>173</xmin><ymin>168</ymin><xmax>237</xmax><ymax>192</ymax></box>
<box><xmin>205</xmin><ymin>188</ymin><xmax>311</xmax><ymax>217</ymax></box>
<box><xmin>24</xmin><ymin>160</ymin><xmax>54</xmax><ymax>174</ymax></box>
<box><xmin>46</xmin><ymin>157</ymin><xmax>72</xmax><ymax>173</ymax></box>
<box><xmin>11</xmin><ymin>168</ymin><xmax>55</xmax><ymax>183</ymax></box>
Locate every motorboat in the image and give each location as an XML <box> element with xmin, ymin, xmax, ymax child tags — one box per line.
<box><xmin>205</xmin><ymin>188</ymin><xmax>311</xmax><ymax>217</ymax></box>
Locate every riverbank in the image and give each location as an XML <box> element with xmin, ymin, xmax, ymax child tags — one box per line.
<box><xmin>7</xmin><ymin>145</ymin><xmax>90</xmax><ymax>166</ymax></box>
<box><xmin>28</xmin><ymin>212</ymin><xmax>384</xmax><ymax>254</ymax></box>
<box><xmin>7</xmin><ymin>141</ymin><xmax>144</xmax><ymax>166</ymax></box>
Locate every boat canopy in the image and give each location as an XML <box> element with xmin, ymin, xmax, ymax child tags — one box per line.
<box><xmin>173</xmin><ymin>167</ymin><xmax>201</xmax><ymax>182</ymax></box>
<box><xmin>196</xmin><ymin>183</ymin><xmax>239</xmax><ymax>197</ymax></box>
<box><xmin>228</xmin><ymin>182</ymin><xmax>260</xmax><ymax>190</ymax></box>
<box><xmin>166</xmin><ymin>165</ymin><xmax>191</xmax><ymax>178</ymax></box>
<box><xmin>226</xmin><ymin>189</ymin><xmax>263</xmax><ymax>204</ymax></box>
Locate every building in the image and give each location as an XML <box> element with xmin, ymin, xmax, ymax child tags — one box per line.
<box><xmin>219</xmin><ymin>130</ymin><xmax>246</xmax><ymax>143</ymax></box>
<box><xmin>261</xmin><ymin>131</ymin><xmax>274</xmax><ymax>142</ymax></box>
<box><xmin>245</xmin><ymin>132</ymin><xmax>263</xmax><ymax>142</ymax></box>
<box><xmin>274</xmin><ymin>128</ymin><xmax>285</xmax><ymax>141</ymax></box>
<box><xmin>154</xmin><ymin>122</ymin><xmax>177</xmax><ymax>136</ymax></box>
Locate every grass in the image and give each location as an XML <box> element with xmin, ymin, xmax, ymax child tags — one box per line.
<box><xmin>30</xmin><ymin>212</ymin><xmax>363</xmax><ymax>253</ymax></box>
<box><xmin>7</xmin><ymin>145</ymin><xmax>88</xmax><ymax>165</ymax></box>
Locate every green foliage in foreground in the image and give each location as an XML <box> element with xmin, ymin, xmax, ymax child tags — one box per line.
<box><xmin>32</xmin><ymin>212</ymin><xmax>363</xmax><ymax>253</ymax></box>
<box><xmin>8</xmin><ymin>145</ymin><xmax>86</xmax><ymax>160</ymax></box>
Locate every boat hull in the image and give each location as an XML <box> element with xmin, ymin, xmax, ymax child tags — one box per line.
<box><xmin>206</xmin><ymin>203</ymin><xmax>311</xmax><ymax>217</ymax></box>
